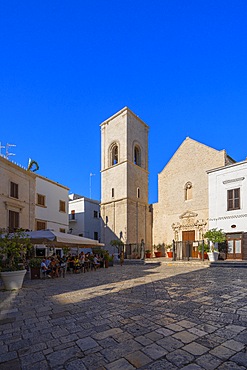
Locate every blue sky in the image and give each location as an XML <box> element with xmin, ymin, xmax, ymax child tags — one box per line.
<box><xmin>1</xmin><ymin>1</ymin><xmax>247</xmax><ymax>204</ymax></box>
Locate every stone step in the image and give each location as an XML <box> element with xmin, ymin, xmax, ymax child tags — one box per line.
<box><xmin>114</xmin><ymin>259</ymin><xmax>145</xmax><ymax>265</ymax></box>
<box><xmin>145</xmin><ymin>258</ymin><xmax>209</xmax><ymax>265</ymax></box>
<box><xmin>210</xmin><ymin>261</ymin><xmax>247</xmax><ymax>268</ymax></box>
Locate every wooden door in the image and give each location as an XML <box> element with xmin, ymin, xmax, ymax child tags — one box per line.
<box><xmin>182</xmin><ymin>231</ymin><xmax>196</xmax><ymax>257</ymax></box>
<box><xmin>227</xmin><ymin>236</ymin><xmax>242</xmax><ymax>260</ymax></box>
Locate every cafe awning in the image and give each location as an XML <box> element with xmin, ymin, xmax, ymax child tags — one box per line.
<box><xmin>25</xmin><ymin>230</ymin><xmax>104</xmax><ymax>248</ymax></box>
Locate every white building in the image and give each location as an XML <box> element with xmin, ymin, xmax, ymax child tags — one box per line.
<box><xmin>68</xmin><ymin>194</ymin><xmax>101</xmax><ymax>241</ymax></box>
<box><xmin>35</xmin><ymin>175</ymin><xmax>69</xmax><ymax>233</ymax></box>
<box><xmin>208</xmin><ymin>160</ymin><xmax>247</xmax><ymax>260</ymax></box>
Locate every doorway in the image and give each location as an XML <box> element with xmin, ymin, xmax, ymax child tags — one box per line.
<box><xmin>182</xmin><ymin>230</ymin><xmax>196</xmax><ymax>258</ymax></box>
<box><xmin>227</xmin><ymin>234</ymin><xmax>242</xmax><ymax>259</ymax></box>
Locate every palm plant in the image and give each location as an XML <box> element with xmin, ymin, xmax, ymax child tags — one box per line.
<box><xmin>0</xmin><ymin>229</ymin><xmax>32</xmax><ymax>271</ymax></box>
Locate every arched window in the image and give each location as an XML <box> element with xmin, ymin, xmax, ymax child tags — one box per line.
<box><xmin>185</xmin><ymin>182</ymin><xmax>192</xmax><ymax>201</ymax></box>
<box><xmin>110</xmin><ymin>143</ymin><xmax>119</xmax><ymax>166</ymax></box>
<box><xmin>137</xmin><ymin>187</ymin><xmax>140</xmax><ymax>198</ymax></box>
<box><xmin>134</xmin><ymin>145</ymin><xmax>141</xmax><ymax>166</ymax></box>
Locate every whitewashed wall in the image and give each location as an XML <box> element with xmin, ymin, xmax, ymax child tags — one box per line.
<box><xmin>208</xmin><ymin>160</ymin><xmax>247</xmax><ymax>233</ymax></box>
<box><xmin>35</xmin><ymin>175</ymin><xmax>69</xmax><ymax>232</ymax></box>
<box><xmin>68</xmin><ymin>194</ymin><xmax>101</xmax><ymax>240</ymax></box>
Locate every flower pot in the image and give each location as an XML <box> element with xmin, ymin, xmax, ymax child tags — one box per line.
<box><xmin>145</xmin><ymin>253</ymin><xmax>151</xmax><ymax>258</ymax></box>
<box><xmin>154</xmin><ymin>251</ymin><xmax>162</xmax><ymax>258</ymax></box>
<box><xmin>167</xmin><ymin>251</ymin><xmax>173</xmax><ymax>258</ymax></box>
<box><xmin>198</xmin><ymin>252</ymin><xmax>208</xmax><ymax>260</ymax></box>
<box><xmin>207</xmin><ymin>252</ymin><xmax>219</xmax><ymax>262</ymax></box>
<box><xmin>105</xmin><ymin>260</ymin><xmax>109</xmax><ymax>268</ymax></box>
<box><xmin>0</xmin><ymin>270</ymin><xmax>27</xmax><ymax>290</ymax></box>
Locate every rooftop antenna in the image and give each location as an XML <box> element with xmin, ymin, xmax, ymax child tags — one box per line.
<box><xmin>90</xmin><ymin>173</ymin><xmax>95</xmax><ymax>199</ymax></box>
<box><xmin>6</xmin><ymin>143</ymin><xmax>16</xmax><ymax>159</ymax></box>
<box><xmin>0</xmin><ymin>142</ymin><xmax>5</xmax><ymax>156</ymax></box>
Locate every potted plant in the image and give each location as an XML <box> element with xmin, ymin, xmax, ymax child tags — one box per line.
<box><xmin>29</xmin><ymin>258</ymin><xmax>43</xmax><ymax>279</ymax></box>
<box><xmin>145</xmin><ymin>249</ymin><xmax>151</xmax><ymax>258</ymax></box>
<box><xmin>0</xmin><ymin>229</ymin><xmax>32</xmax><ymax>290</ymax></box>
<box><xmin>110</xmin><ymin>239</ymin><xmax>124</xmax><ymax>252</ymax></box>
<box><xmin>154</xmin><ymin>243</ymin><xmax>163</xmax><ymax>258</ymax></box>
<box><xmin>204</xmin><ymin>228</ymin><xmax>226</xmax><ymax>262</ymax></box>
<box><xmin>198</xmin><ymin>244</ymin><xmax>209</xmax><ymax>260</ymax></box>
<box><xmin>103</xmin><ymin>251</ymin><xmax>110</xmax><ymax>268</ymax></box>
<box><xmin>166</xmin><ymin>245</ymin><xmax>173</xmax><ymax>258</ymax></box>
<box><xmin>108</xmin><ymin>255</ymin><xmax>114</xmax><ymax>267</ymax></box>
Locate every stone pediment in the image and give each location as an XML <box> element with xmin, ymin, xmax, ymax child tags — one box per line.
<box><xmin>179</xmin><ymin>210</ymin><xmax>198</xmax><ymax>219</ymax></box>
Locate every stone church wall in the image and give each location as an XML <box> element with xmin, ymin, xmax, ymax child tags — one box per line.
<box><xmin>153</xmin><ymin>137</ymin><xmax>230</xmax><ymax>246</ymax></box>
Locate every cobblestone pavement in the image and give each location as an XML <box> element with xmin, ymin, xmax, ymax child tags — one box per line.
<box><xmin>1</xmin><ymin>263</ymin><xmax>247</xmax><ymax>369</ymax></box>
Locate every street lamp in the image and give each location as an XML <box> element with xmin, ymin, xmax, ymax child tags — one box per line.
<box><xmin>89</xmin><ymin>173</ymin><xmax>95</xmax><ymax>199</ymax></box>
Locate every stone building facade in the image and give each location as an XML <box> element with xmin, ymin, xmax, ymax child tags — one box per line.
<box><xmin>152</xmin><ymin>137</ymin><xmax>235</xmax><ymax>249</ymax></box>
<box><xmin>100</xmin><ymin>107</ymin><xmax>152</xmax><ymax>255</ymax></box>
<box><xmin>0</xmin><ymin>155</ymin><xmax>69</xmax><ymax>235</ymax></box>
<box><xmin>0</xmin><ymin>155</ymin><xmax>36</xmax><ymax>231</ymax></box>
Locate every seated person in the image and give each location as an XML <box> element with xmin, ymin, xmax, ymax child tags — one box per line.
<box><xmin>84</xmin><ymin>254</ymin><xmax>90</xmax><ymax>272</ymax></box>
<box><xmin>45</xmin><ymin>257</ymin><xmax>51</xmax><ymax>268</ymax></box>
<box><xmin>73</xmin><ymin>256</ymin><xmax>81</xmax><ymax>273</ymax></box>
<box><xmin>79</xmin><ymin>252</ymin><xmax>85</xmax><ymax>263</ymax></box>
<box><xmin>50</xmin><ymin>257</ymin><xmax>59</xmax><ymax>277</ymax></box>
<box><xmin>58</xmin><ymin>256</ymin><xmax>67</xmax><ymax>278</ymax></box>
<box><xmin>67</xmin><ymin>256</ymin><xmax>75</xmax><ymax>272</ymax></box>
<box><xmin>40</xmin><ymin>258</ymin><xmax>51</xmax><ymax>277</ymax></box>
<box><xmin>93</xmin><ymin>255</ymin><xmax>100</xmax><ymax>269</ymax></box>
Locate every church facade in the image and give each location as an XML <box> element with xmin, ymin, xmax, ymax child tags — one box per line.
<box><xmin>153</xmin><ymin>137</ymin><xmax>235</xmax><ymax>248</ymax></box>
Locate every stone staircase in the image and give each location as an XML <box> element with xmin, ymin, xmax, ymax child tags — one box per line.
<box><xmin>144</xmin><ymin>258</ymin><xmax>247</xmax><ymax>268</ymax></box>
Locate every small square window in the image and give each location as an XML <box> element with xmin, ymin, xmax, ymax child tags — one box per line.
<box><xmin>36</xmin><ymin>221</ymin><xmax>46</xmax><ymax>230</ymax></box>
<box><xmin>94</xmin><ymin>211</ymin><xmax>98</xmax><ymax>218</ymax></box>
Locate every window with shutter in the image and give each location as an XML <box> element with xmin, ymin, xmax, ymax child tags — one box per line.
<box><xmin>227</xmin><ymin>188</ymin><xmax>240</xmax><ymax>211</ymax></box>
<box><xmin>10</xmin><ymin>182</ymin><xmax>18</xmax><ymax>199</ymax></box>
<box><xmin>59</xmin><ymin>200</ymin><xmax>66</xmax><ymax>212</ymax></box>
<box><xmin>9</xmin><ymin>210</ymin><xmax>19</xmax><ymax>231</ymax></box>
<box><xmin>37</xmin><ymin>194</ymin><xmax>46</xmax><ymax>206</ymax></box>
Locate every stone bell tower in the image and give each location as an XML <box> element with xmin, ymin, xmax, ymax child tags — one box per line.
<box><xmin>100</xmin><ymin>107</ymin><xmax>151</xmax><ymax>253</ymax></box>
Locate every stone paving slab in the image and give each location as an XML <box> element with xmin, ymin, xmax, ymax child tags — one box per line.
<box><xmin>1</xmin><ymin>263</ymin><xmax>247</xmax><ymax>369</ymax></box>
